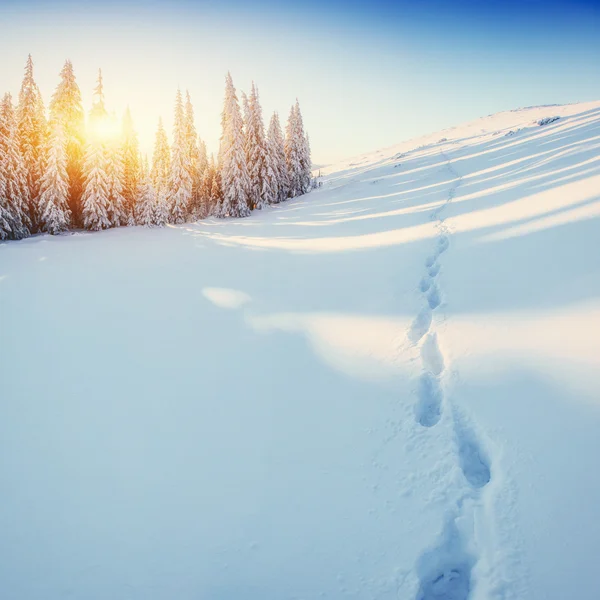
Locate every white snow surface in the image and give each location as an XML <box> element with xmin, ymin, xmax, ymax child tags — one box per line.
<box><xmin>2</xmin><ymin>101</ymin><xmax>600</xmax><ymax>600</ymax></box>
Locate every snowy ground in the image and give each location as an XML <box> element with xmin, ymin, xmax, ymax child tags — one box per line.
<box><xmin>2</xmin><ymin>101</ymin><xmax>600</xmax><ymax>600</ymax></box>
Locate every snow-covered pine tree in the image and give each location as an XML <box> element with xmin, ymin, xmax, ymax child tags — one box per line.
<box><xmin>17</xmin><ymin>55</ymin><xmax>47</xmax><ymax>229</ymax></box>
<box><xmin>0</xmin><ymin>173</ymin><xmax>11</xmax><ymax>239</ymax></box>
<box><xmin>217</xmin><ymin>73</ymin><xmax>250</xmax><ymax>218</ymax></box>
<box><xmin>81</xmin><ymin>142</ymin><xmax>110</xmax><ymax>231</ymax></box>
<box><xmin>49</xmin><ymin>60</ymin><xmax>85</xmax><ymax>226</ymax></box>
<box><xmin>285</xmin><ymin>101</ymin><xmax>312</xmax><ymax>197</ymax></box>
<box><xmin>121</xmin><ymin>107</ymin><xmax>141</xmax><ymax>225</ymax></box>
<box><xmin>263</xmin><ymin>135</ymin><xmax>279</xmax><ymax>205</ymax></box>
<box><xmin>151</xmin><ymin>118</ymin><xmax>170</xmax><ymax>227</ymax></box>
<box><xmin>106</xmin><ymin>125</ymin><xmax>127</xmax><ymax>227</ymax></box>
<box><xmin>81</xmin><ymin>70</ymin><xmax>111</xmax><ymax>231</ymax></box>
<box><xmin>184</xmin><ymin>91</ymin><xmax>204</xmax><ymax>219</ymax></box>
<box><xmin>210</xmin><ymin>159</ymin><xmax>223</xmax><ymax>213</ymax></box>
<box><xmin>136</xmin><ymin>157</ymin><xmax>156</xmax><ymax>227</ymax></box>
<box><xmin>168</xmin><ymin>89</ymin><xmax>193</xmax><ymax>224</ymax></box>
<box><xmin>194</xmin><ymin>136</ymin><xmax>209</xmax><ymax>218</ymax></box>
<box><xmin>284</xmin><ymin>104</ymin><xmax>302</xmax><ymax>198</ymax></box>
<box><xmin>198</xmin><ymin>139</ymin><xmax>208</xmax><ymax>175</ymax></box>
<box><xmin>197</xmin><ymin>152</ymin><xmax>215</xmax><ymax>217</ymax></box>
<box><xmin>241</xmin><ymin>91</ymin><xmax>250</xmax><ymax>137</ymax></box>
<box><xmin>267</xmin><ymin>111</ymin><xmax>289</xmax><ymax>202</ymax></box>
<box><xmin>37</xmin><ymin>121</ymin><xmax>71</xmax><ymax>234</ymax></box>
<box><xmin>295</xmin><ymin>100</ymin><xmax>312</xmax><ymax>194</ymax></box>
<box><xmin>245</xmin><ymin>82</ymin><xmax>270</xmax><ymax>210</ymax></box>
<box><xmin>0</xmin><ymin>93</ymin><xmax>30</xmax><ymax>239</ymax></box>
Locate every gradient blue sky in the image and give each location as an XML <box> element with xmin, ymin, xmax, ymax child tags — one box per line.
<box><xmin>0</xmin><ymin>0</ymin><xmax>598</xmax><ymax>164</ymax></box>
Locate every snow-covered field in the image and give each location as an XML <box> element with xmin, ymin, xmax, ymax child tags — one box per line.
<box><xmin>2</xmin><ymin>101</ymin><xmax>600</xmax><ymax>600</ymax></box>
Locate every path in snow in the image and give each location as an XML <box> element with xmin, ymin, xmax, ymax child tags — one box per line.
<box><xmin>408</xmin><ymin>149</ymin><xmax>495</xmax><ymax>600</ymax></box>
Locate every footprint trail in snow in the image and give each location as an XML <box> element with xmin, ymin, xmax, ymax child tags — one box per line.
<box><xmin>406</xmin><ymin>149</ymin><xmax>498</xmax><ymax>599</ymax></box>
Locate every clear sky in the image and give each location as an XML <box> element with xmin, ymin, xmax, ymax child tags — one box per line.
<box><xmin>0</xmin><ymin>0</ymin><xmax>598</xmax><ymax>165</ymax></box>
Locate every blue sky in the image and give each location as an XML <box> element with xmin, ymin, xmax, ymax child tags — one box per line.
<box><xmin>0</xmin><ymin>0</ymin><xmax>598</xmax><ymax>164</ymax></box>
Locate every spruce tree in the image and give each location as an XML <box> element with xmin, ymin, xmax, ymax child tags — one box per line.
<box><xmin>241</xmin><ymin>91</ymin><xmax>250</xmax><ymax>137</ymax></box>
<box><xmin>151</xmin><ymin>118</ymin><xmax>170</xmax><ymax>227</ymax></box>
<box><xmin>284</xmin><ymin>104</ymin><xmax>301</xmax><ymax>197</ymax></box>
<box><xmin>168</xmin><ymin>89</ymin><xmax>193</xmax><ymax>224</ymax></box>
<box><xmin>263</xmin><ymin>136</ymin><xmax>279</xmax><ymax>205</ymax></box>
<box><xmin>37</xmin><ymin>121</ymin><xmax>71</xmax><ymax>234</ymax></box>
<box><xmin>184</xmin><ymin>91</ymin><xmax>204</xmax><ymax>218</ymax></box>
<box><xmin>210</xmin><ymin>161</ymin><xmax>223</xmax><ymax>214</ymax></box>
<box><xmin>136</xmin><ymin>158</ymin><xmax>156</xmax><ymax>227</ymax></box>
<box><xmin>198</xmin><ymin>152</ymin><xmax>215</xmax><ymax>218</ymax></box>
<box><xmin>81</xmin><ymin>71</ymin><xmax>111</xmax><ymax>231</ymax></box>
<box><xmin>0</xmin><ymin>93</ymin><xmax>30</xmax><ymax>239</ymax></box>
<box><xmin>217</xmin><ymin>73</ymin><xmax>250</xmax><ymax>218</ymax></box>
<box><xmin>17</xmin><ymin>55</ymin><xmax>47</xmax><ymax>229</ymax></box>
<box><xmin>106</xmin><ymin>130</ymin><xmax>127</xmax><ymax>227</ymax></box>
<box><xmin>81</xmin><ymin>142</ymin><xmax>111</xmax><ymax>231</ymax></box>
<box><xmin>267</xmin><ymin>112</ymin><xmax>289</xmax><ymax>203</ymax></box>
<box><xmin>121</xmin><ymin>107</ymin><xmax>141</xmax><ymax>225</ymax></box>
<box><xmin>245</xmin><ymin>82</ymin><xmax>270</xmax><ymax>210</ymax></box>
<box><xmin>0</xmin><ymin>176</ymin><xmax>11</xmax><ymax>239</ymax></box>
<box><xmin>295</xmin><ymin>101</ymin><xmax>312</xmax><ymax>194</ymax></box>
<box><xmin>193</xmin><ymin>136</ymin><xmax>209</xmax><ymax>218</ymax></box>
<box><xmin>49</xmin><ymin>60</ymin><xmax>85</xmax><ymax>225</ymax></box>
<box><xmin>151</xmin><ymin>118</ymin><xmax>170</xmax><ymax>192</ymax></box>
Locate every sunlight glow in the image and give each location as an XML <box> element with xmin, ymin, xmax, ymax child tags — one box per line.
<box><xmin>87</xmin><ymin>115</ymin><xmax>121</xmax><ymax>144</ymax></box>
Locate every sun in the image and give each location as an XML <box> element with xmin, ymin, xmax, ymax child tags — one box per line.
<box><xmin>88</xmin><ymin>115</ymin><xmax>121</xmax><ymax>144</ymax></box>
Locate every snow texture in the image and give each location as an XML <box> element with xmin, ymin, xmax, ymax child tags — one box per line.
<box><xmin>1</xmin><ymin>101</ymin><xmax>600</xmax><ymax>600</ymax></box>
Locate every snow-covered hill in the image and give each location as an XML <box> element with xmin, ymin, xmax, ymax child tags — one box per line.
<box><xmin>2</xmin><ymin>101</ymin><xmax>600</xmax><ymax>600</ymax></box>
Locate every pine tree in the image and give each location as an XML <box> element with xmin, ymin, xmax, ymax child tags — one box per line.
<box><xmin>184</xmin><ymin>91</ymin><xmax>204</xmax><ymax>218</ymax></box>
<box><xmin>284</xmin><ymin>104</ymin><xmax>301</xmax><ymax>197</ymax></box>
<box><xmin>151</xmin><ymin>118</ymin><xmax>170</xmax><ymax>192</ymax></box>
<box><xmin>217</xmin><ymin>73</ymin><xmax>250</xmax><ymax>218</ymax></box>
<box><xmin>263</xmin><ymin>135</ymin><xmax>279</xmax><ymax>205</ymax></box>
<box><xmin>210</xmin><ymin>160</ymin><xmax>222</xmax><ymax>214</ymax></box>
<box><xmin>168</xmin><ymin>89</ymin><xmax>193</xmax><ymax>224</ymax></box>
<box><xmin>196</xmin><ymin>152</ymin><xmax>215</xmax><ymax>217</ymax></box>
<box><xmin>192</xmin><ymin>136</ymin><xmax>209</xmax><ymax>219</ymax></box>
<box><xmin>241</xmin><ymin>91</ymin><xmax>250</xmax><ymax>137</ymax></box>
<box><xmin>0</xmin><ymin>175</ymin><xmax>11</xmax><ymax>239</ymax></box>
<box><xmin>121</xmin><ymin>107</ymin><xmax>141</xmax><ymax>225</ymax></box>
<box><xmin>245</xmin><ymin>82</ymin><xmax>270</xmax><ymax>210</ymax></box>
<box><xmin>81</xmin><ymin>142</ymin><xmax>110</xmax><ymax>231</ymax></box>
<box><xmin>17</xmin><ymin>55</ymin><xmax>47</xmax><ymax>229</ymax></box>
<box><xmin>136</xmin><ymin>157</ymin><xmax>156</xmax><ymax>227</ymax></box>
<box><xmin>37</xmin><ymin>121</ymin><xmax>71</xmax><ymax>234</ymax></box>
<box><xmin>106</xmin><ymin>132</ymin><xmax>127</xmax><ymax>227</ymax></box>
<box><xmin>49</xmin><ymin>60</ymin><xmax>85</xmax><ymax>225</ymax></box>
<box><xmin>198</xmin><ymin>138</ymin><xmax>208</xmax><ymax>175</ymax></box>
<box><xmin>81</xmin><ymin>71</ymin><xmax>110</xmax><ymax>231</ymax></box>
<box><xmin>0</xmin><ymin>93</ymin><xmax>30</xmax><ymax>239</ymax></box>
<box><xmin>151</xmin><ymin>118</ymin><xmax>170</xmax><ymax>227</ymax></box>
<box><xmin>295</xmin><ymin>101</ymin><xmax>312</xmax><ymax>194</ymax></box>
<box><xmin>267</xmin><ymin>111</ymin><xmax>289</xmax><ymax>203</ymax></box>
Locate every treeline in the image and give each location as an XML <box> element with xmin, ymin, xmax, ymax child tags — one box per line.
<box><xmin>0</xmin><ymin>57</ymin><xmax>313</xmax><ymax>240</ymax></box>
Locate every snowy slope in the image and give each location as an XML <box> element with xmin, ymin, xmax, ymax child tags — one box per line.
<box><xmin>1</xmin><ymin>101</ymin><xmax>600</xmax><ymax>600</ymax></box>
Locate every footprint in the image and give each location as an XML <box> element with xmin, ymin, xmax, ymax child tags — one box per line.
<box><xmin>428</xmin><ymin>262</ymin><xmax>440</xmax><ymax>278</ymax></box>
<box><xmin>427</xmin><ymin>284</ymin><xmax>441</xmax><ymax>310</ymax></box>
<box><xmin>409</xmin><ymin>307</ymin><xmax>432</xmax><ymax>344</ymax></box>
<box><xmin>421</xmin><ymin>333</ymin><xmax>445</xmax><ymax>376</ymax></box>
<box><xmin>415</xmin><ymin>373</ymin><xmax>443</xmax><ymax>427</ymax></box>
<box><xmin>454</xmin><ymin>411</ymin><xmax>491</xmax><ymax>489</ymax></box>
<box><xmin>420</xmin><ymin>276</ymin><xmax>432</xmax><ymax>293</ymax></box>
<box><xmin>415</xmin><ymin>518</ymin><xmax>474</xmax><ymax>600</ymax></box>
<box><xmin>425</xmin><ymin>254</ymin><xmax>437</xmax><ymax>268</ymax></box>
<box><xmin>437</xmin><ymin>236</ymin><xmax>449</xmax><ymax>254</ymax></box>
